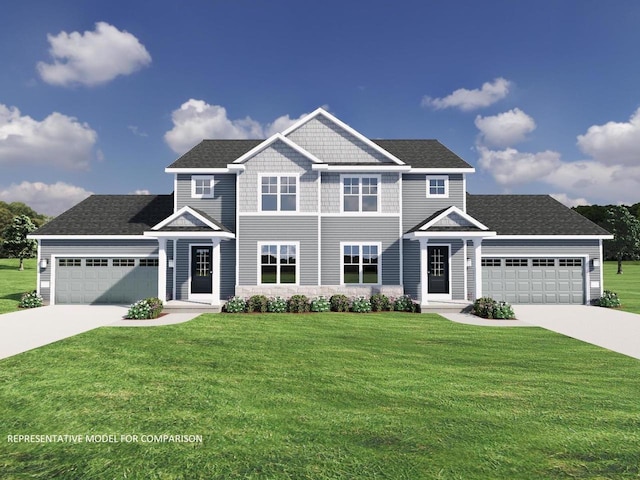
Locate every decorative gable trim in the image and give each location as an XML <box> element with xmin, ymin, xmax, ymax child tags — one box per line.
<box><xmin>151</xmin><ymin>206</ymin><xmax>222</xmax><ymax>231</ymax></box>
<box><xmin>231</xmin><ymin>134</ymin><xmax>323</xmax><ymax>165</ymax></box>
<box><xmin>281</xmin><ymin>108</ymin><xmax>406</xmax><ymax>166</ymax></box>
<box><xmin>419</xmin><ymin>206</ymin><xmax>490</xmax><ymax>231</ymax></box>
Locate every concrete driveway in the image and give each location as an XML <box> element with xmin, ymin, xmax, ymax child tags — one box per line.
<box><xmin>0</xmin><ymin>306</ymin><xmax>199</xmax><ymax>360</ymax></box>
<box><xmin>515</xmin><ymin>305</ymin><xmax>640</xmax><ymax>360</ymax></box>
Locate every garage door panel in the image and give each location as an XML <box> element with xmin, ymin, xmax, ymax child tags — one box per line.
<box><xmin>482</xmin><ymin>258</ymin><xmax>584</xmax><ymax>304</ymax></box>
<box><xmin>56</xmin><ymin>259</ymin><xmax>158</xmax><ymax>304</ymax></box>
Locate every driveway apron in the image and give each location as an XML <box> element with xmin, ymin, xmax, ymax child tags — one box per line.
<box><xmin>515</xmin><ymin>305</ymin><xmax>640</xmax><ymax>360</ymax></box>
<box><xmin>0</xmin><ymin>305</ymin><xmax>127</xmax><ymax>360</ymax></box>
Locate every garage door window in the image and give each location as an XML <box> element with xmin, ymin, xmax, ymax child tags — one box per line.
<box><xmin>559</xmin><ymin>258</ymin><xmax>582</xmax><ymax>267</ymax></box>
<box><xmin>58</xmin><ymin>258</ymin><xmax>81</xmax><ymax>267</ymax></box>
<box><xmin>505</xmin><ymin>258</ymin><xmax>528</xmax><ymax>267</ymax></box>
<box><xmin>113</xmin><ymin>258</ymin><xmax>135</xmax><ymax>267</ymax></box>
<box><xmin>532</xmin><ymin>258</ymin><xmax>555</xmax><ymax>267</ymax></box>
<box><xmin>86</xmin><ymin>258</ymin><xmax>108</xmax><ymax>267</ymax></box>
<box><xmin>140</xmin><ymin>258</ymin><xmax>159</xmax><ymax>267</ymax></box>
<box><xmin>482</xmin><ymin>258</ymin><xmax>501</xmax><ymax>267</ymax></box>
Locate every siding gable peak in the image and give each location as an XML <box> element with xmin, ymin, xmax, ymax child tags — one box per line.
<box><xmin>231</xmin><ymin>133</ymin><xmax>322</xmax><ymax>165</ymax></box>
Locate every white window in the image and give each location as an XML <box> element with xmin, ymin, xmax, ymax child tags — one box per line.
<box><xmin>559</xmin><ymin>258</ymin><xmax>583</xmax><ymax>267</ymax></box>
<box><xmin>426</xmin><ymin>175</ymin><xmax>449</xmax><ymax>198</ymax></box>
<box><xmin>86</xmin><ymin>258</ymin><xmax>108</xmax><ymax>267</ymax></box>
<box><xmin>532</xmin><ymin>258</ymin><xmax>555</xmax><ymax>267</ymax></box>
<box><xmin>341</xmin><ymin>242</ymin><xmax>381</xmax><ymax>284</ymax></box>
<box><xmin>481</xmin><ymin>258</ymin><xmax>501</xmax><ymax>267</ymax></box>
<box><xmin>341</xmin><ymin>175</ymin><xmax>380</xmax><ymax>212</ymax></box>
<box><xmin>112</xmin><ymin>258</ymin><xmax>135</xmax><ymax>267</ymax></box>
<box><xmin>58</xmin><ymin>258</ymin><xmax>81</xmax><ymax>267</ymax></box>
<box><xmin>259</xmin><ymin>243</ymin><xmax>298</xmax><ymax>284</ymax></box>
<box><xmin>260</xmin><ymin>175</ymin><xmax>298</xmax><ymax>212</ymax></box>
<box><xmin>139</xmin><ymin>258</ymin><xmax>159</xmax><ymax>267</ymax></box>
<box><xmin>505</xmin><ymin>258</ymin><xmax>528</xmax><ymax>267</ymax></box>
<box><xmin>191</xmin><ymin>175</ymin><xmax>214</xmax><ymax>198</ymax></box>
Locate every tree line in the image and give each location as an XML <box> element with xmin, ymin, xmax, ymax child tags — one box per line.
<box><xmin>0</xmin><ymin>202</ymin><xmax>49</xmax><ymax>270</ymax></box>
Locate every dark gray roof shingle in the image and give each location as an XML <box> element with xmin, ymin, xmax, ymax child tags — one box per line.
<box><xmin>166</xmin><ymin>139</ymin><xmax>473</xmax><ymax>169</ymax></box>
<box><xmin>466</xmin><ymin>194</ymin><xmax>611</xmax><ymax>236</ymax></box>
<box><xmin>32</xmin><ymin>195</ymin><xmax>174</xmax><ymax>236</ymax></box>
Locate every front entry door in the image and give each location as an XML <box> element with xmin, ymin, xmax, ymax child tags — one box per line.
<box><xmin>191</xmin><ymin>246</ymin><xmax>213</xmax><ymax>294</ymax></box>
<box><xmin>427</xmin><ymin>246</ymin><xmax>449</xmax><ymax>294</ymax></box>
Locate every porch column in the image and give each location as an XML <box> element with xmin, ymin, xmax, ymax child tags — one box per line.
<box><xmin>158</xmin><ymin>238</ymin><xmax>167</xmax><ymax>303</ymax></box>
<box><xmin>211</xmin><ymin>239</ymin><xmax>221</xmax><ymax>306</ymax></box>
<box><xmin>420</xmin><ymin>238</ymin><xmax>429</xmax><ymax>305</ymax></box>
<box><xmin>472</xmin><ymin>238</ymin><xmax>482</xmax><ymax>300</ymax></box>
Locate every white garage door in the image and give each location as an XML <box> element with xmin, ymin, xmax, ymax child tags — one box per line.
<box><xmin>482</xmin><ymin>257</ymin><xmax>584</xmax><ymax>304</ymax></box>
<box><xmin>55</xmin><ymin>257</ymin><xmax>158</xmax><ymax>304</ymax></box>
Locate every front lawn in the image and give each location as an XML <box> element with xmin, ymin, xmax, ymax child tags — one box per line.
<box><xmin>0</xmin><ymin>258</ymin><xmax>37</xmax><ymax>314</ymax></box>
<box><xmin>603</xmin><ymin>260</ymin><xmax>640</xmax><ymax>314</ymax></box>
<box><xmin>1</xmin><ymin>313</ymin><xmax>638</xmax><ymax>479</ymax></box>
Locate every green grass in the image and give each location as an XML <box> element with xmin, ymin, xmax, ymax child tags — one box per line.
<box><xmin>1</xmin><ymin>313</ymin><xmax>639</xmax><ymax>479</ymax></box>
<box><xmin>0</xmin><ymin>258</ymin><xmax>37</xmax><ymax>314</ymax></box>
<box><xmin>603</xmin><ymin>260</ymin><xmax>640</xmax><ymax>314</ymax></box>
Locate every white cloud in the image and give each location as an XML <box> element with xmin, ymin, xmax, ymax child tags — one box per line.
<box><xmin>164</xmin><ymin>100</ymin><xmax>307</xmax><ymax>154</ymax></box>
<box><xmin>0</xmin><ymin>104</ymin><xmax>97</xmax><ymax>169</ymax></box>
<box><xmin>477</xmin><ymin>146</ymin><xmax>562</xmax><ymax>186</ymax></box>
<box><xmin>475</xmin><ymin>108</ymin><xmax>536</xmax><ymax>147</ymax></box>
<box><xmin>549</xmin><ymin>193</ymin><xmax>590</xmax><ymax>208</ymax></box>
<box><xmin>127</xmin><ymin>125</ymin><xmax>148</xmax><ymax>137</ymax></box>
<box><xmin>131</xmin><ymin>189</ymin><xmax>150</xmax><ymax>195</ymax></box>
<box><xmin>576</xmin><ymin>107</ymin><xmax>640</xmax><ymax>165</ymax></box>
<box><xmin>0</xmin><ymin>181</ymin><xmax>93</xmax><ymax>216</ymax></box>
<box><xmin>37</xmin><ymin>22</ymin><xmax>151</xmax><ymax>87</ymax></box>
<box><xmin>422</xmin><ymin>77</ymin><xmax>511</xmax><ymax>111</ymax></box>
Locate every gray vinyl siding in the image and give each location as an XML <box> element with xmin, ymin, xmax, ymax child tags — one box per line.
<box><xmin>481</xmin><ymin>239</ymin><xmax>601</xmax><ymax>300</ymax></box>
<box><xmin>402</xmin><ymin>174</ymin><xmax>465</xmax><ymax>232</ymax></box>
<box><xmin>176</xmin><ymin>174</ymin><xmax>236</xmax><ymax>230</ymax></box>
<box><xmin>321</xmin><ymin>217</ymin><xmax>400</xmax><ymax>285</ymax></box>
<box><xmin>237</xmin><ymin>216</ymin><xmax>318</xmax><ymax>286</ymax></box>
<box><xmin>39</xmin><ymin>239</ymin><xmax>158</xmax><ymax>303</ymax></box>
<box><xmin>237</xmin><ymin>141</ymin><xmax>318</xmax><ymax>213</ymax></box>
<box><xmin>321</xmin><ymin>172</ymin><xmax>400</xmax><ymax>214</ymax></box>
<box><xmin>402</xmin><ymin>238</ymin><xmax>465</xmax><ymax>301</ymax></box>
<box><xmin>220</xmin><ymin>240</ymin><xmax>235</xmax><ymax>300</ymax></box>
<box><xmin>286</xmin><ymin>115</ymin><xmax>394</xmax><ymax>164</ymax></box>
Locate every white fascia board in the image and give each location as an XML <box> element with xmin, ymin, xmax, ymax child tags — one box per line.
<box><xmin>144</xmin><ymin>231</ymin><xmax>235</xmax><ymax>239</ymax></box>
<box><xmin>311</xmin><ymin>164</ymin><xmax>411</xmax><ymax>172</ymax></box>
<box><xmin>491</xmin><ymin>235</ymin><xmax>614</xmax><ymax>240</ymax></box>
<box><xmin>28</xmin><ymin>235</ymin><xmax>147</xmax><ymax>240</ymax></box>
<box><xmin>165</xmin><ymin>168</ymin><xmax>232</xmax><ymax>173</ymax></box>
<box><xmin>408</xmin><ymin>168</ymin><xmax>476</xmax><ymax>173</ymax></box>
<box><xmin>151</xmin><ymin>205</ymin><xmax>221</xmax><ymax>231</ymax></box>
<box><xmin>232</xmin><ymin>133</ymin><xmax>322</xmax><ymax>164</ymax></box>
<box><xmin>404</xmin><ymin>231</ymin><xmax>497</xmax><ymax>239</ymax></box>
<box><xmin>280</xmin><ymin>108</ymin><xmax>406</xmax><ymax>165</ymax></box>
<box><xmin>419</xmin><ymin>206</ymin><xmax>490</xmax><ymax>231</ymax></box>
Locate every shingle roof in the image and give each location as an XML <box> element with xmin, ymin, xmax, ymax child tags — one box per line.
<box><xmin>166</xmin><ymin>139</ymin><xmax>472</xmax><ymax>169</ymax></box>
<box><xmin>466</xmin><ymin>194</ymin><xmax>611</xmax><ymax>236</ymax></box>
<box><xmin>32</xmin><ymin>195</ymin><xmax>174</xmax><ymax>236</ymax></box>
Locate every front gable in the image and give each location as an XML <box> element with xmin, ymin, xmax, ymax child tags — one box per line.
<box><xmin>283</xmin><ymin>109</ymin><xmax>404</xmax><ymax>165</ymax></box>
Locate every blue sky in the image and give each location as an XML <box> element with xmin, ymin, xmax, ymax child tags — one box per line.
<box><xmin>1</xmin><ymin>0</ymin><xmax>640</xmax><ymax>215</ymax></box>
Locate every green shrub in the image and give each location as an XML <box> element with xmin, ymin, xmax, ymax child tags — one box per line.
<box><xmin>248</xmin><ymin>294</ymin><xmax>269</xmax><ymax>313</ymax></box>
<box><xmin>267</xmin><ymin>296</ymin><xmax>287</xmax><ymax>313</ymax></box>
<box><xmin>310</xmin><ymin>296</ymin><xmax>330</xmax><ymax>312</ymax></box>
<box><xmin>393</xmin><ymin>295</ymin><xmax>417</xmax><ymax>312</ymax></box>
<box><xmin>370</xmin><ymin>293</ymin><xmax>391</xmax><ymax>312</ymax></box>
<box><xmin>19</xmin><ymin>291</ymin><xmax>43</xmax><ymax>309</ymax></box>
<box><xmin>224</xmin><ymin>296</ymin><xmax>247</xmax><ymax>313</ymax></box>
<box><xmin>592</xmin><ymin>290</ymin><xmax>621</xmax><ymax>308</ymax></box>
<box><xmin>126</xmin><ymin>297</ymin><xmax>163</xmax><ymax>319</ymax></box>
<box><xmin>351</xmin><ymin>296</ymin><xmax>372</xmax><ymax>313</ymax></box>
<box><xmin>472</xmin><ymin>297</ymin><xmax>515</xmax><ymax>319</ymax></box>
<box><xmin>288</xmin><ymin>294</ymin><xmax>310</xmax><ymax>313</ymax></box>
<box><xmin>330</xmin><ymin>294</ymin><xmax>350</xmax><ymax>312</ymax></box>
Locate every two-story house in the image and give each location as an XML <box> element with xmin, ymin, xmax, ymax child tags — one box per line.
<box><xmin>31</xmin><ymin>108</ymin><xmax>612</xmax><ymax>308</ymax></box>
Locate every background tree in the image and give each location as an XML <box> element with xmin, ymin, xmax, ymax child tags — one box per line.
<box><xmin>0</xmin><ymin>202</ymin><xmax>49</xmax><ymax>248</ymax></box>
<box><xmin>603</xmin><ymin>205</ymin><xmax>640</xmax><ymax>274</ymax></box>
<box><xmin>1</xmin><ymin>215</ymin><xmax>37</xmax><ymax>270</ymax></box>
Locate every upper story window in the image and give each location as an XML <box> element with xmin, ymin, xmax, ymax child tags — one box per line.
<box><xmin>260</xmin><ymin>175</ymin><xmax>298</xmax><ymax>212</ymax></box>
<box><xmin>426</xmin><ymin>175</ymin><xmax>449</xmax><ymax>198</ymax></box>
<box><xmin>191</xmin><ymin>175</ymin><xmax>214</xmax><ymax>199</ymax></box>
<box><xmin>341</xmin><ymin>175</ymin><xmax>380</xmax><ymax>212</ymax></box>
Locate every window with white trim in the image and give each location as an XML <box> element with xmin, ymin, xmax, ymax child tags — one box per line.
<box><xmin>260</xmin><ymin>243</ymin><xmax>297</xmax><ymax>284</ymax></box>
<box><xmin>86</xmin><ymin>258</ymin><xmax>108</xmax><ymax>267</ymax></box>
<box><xmin>342</xmin><ymin>175</ymin><xmax>379</xmax><ymax>212</ymax></box>
<box><xmin>342</xmin><ymin>243</ymin><xmax>380</xmax><ymax>284</ymax></box>
<box><xmin>112</xmin><ymin>258</ymin><xmax>135</xmax><ymax>267</ymax></box>
<box><xmin>481</xmin><ymin>258</ymin><xmax>501</xmax><ymax>267</ymax></box>
<box><xmin>140</xmin><ymin>258</ymin><xmax>159</xmax><ymax>267</ymax></box>
<box><xmin>532</xmin><ymin>258</ymin><xmax>555</xmax><ymax>267</ymax></box>
<box><xmin>559</xmin><ymin>258</ymin><xmax>582</xmax><ymax>267</ymax></box>
<box><xmin>505</xmin><ymin>258</ymin><xmax>528</xmax><ymax>267</ymax></box>
<box><xmin>260</xmin><ymin>175</ymin><xmax>297</xmax><ymax>212</ymax></box>
<box><xmin>426</xmin><ymin>175</ymin><xmax>449</xmax><ymax>198</ymax></box>
<box><xmin>58</xmin><ymin>258</ymin><xmax>81</xmax><ymax>267</ymax></box>
<box><xmin>191</xmin><ymin>175</ymin><xmax>214</xmax><ymax>198</ymax></box>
